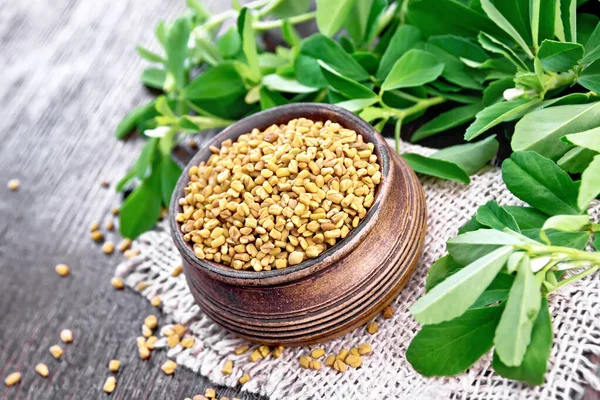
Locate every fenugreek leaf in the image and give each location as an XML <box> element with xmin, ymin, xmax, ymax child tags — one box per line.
<box><xmin>238</xmin><ymin>8</ymin><xmax>261</xmax><ymax>80</ymax></box>
<box><xmin>186</xmin><ymin>64</ymin><xmax>245</xmax><ymax>100</ymax></box>
<box><xmin>158</xmin><ymin>153</ymin><xmax>182</xmax><ymax>207</ymax></box>
<box><xmin>376</xmin><ymin>25</ymin><xmax>423</xmax><ymax>80</ymax></box>
<box><xmin>407</xmin><ymin>305</ymin><xmax>504</xmax><ymax>376</ymax></box>
<box><xmin>557</xmin><ymin>147</ymin><xmax>597</xmax><ymax>174</ymax></box>
<box><xmin>476</xmin><ymin>200</ymin><xmax>520</xmax><ymax>232</ymax></box>
<box><xmin>412</xmin><ymin>102</ymin><xmax>484</xmax><ymax>142</ymax></box>
<box><xmin>579</xmin><ymin>60</ymin><xmax>600</xmax><ymax>92</ymax></box>
<box><xmin>480</xmin><ymin>0</ymin><xmax>533</xmax><ymax>58</ymax></box>
<box><xmin>581</xmin><ymin>21</ymin><xmax>600</xmax><ymax>63</ymax></box>
<box><xmin>539</xmin><ymin>215</ymin><xmax>590</xmax><ymax>245</ymax></box>
<box><xmin>114</xmin><ymin>99</ymin><xmax>158</xmax><ymax>139</ymax></box>
<box><xmin>141</xmin><ymin>68</ymin><xmax>167</xmax><ymax>90</ymax></box>
<box><xmin>410</xmin><ymin>246</ymin><xmax>513</xmax><ymax>325</ymax></box>
<box><xmin>465</xmin><ymin>99</ymin><xmax>540</xmax><ymax>141</ymax></box>
<box><xmin>136</xmin><ymin>45</ymin><xmax>166</xmax><ymax>63</ymax></box>
<box><xmin>262</xmin><ymin>74</ymin><xmax>317</xmax><ymax>93</ymax></box>
<box><xmin>530</xmin><ymin>0</ymin><xmax>556</xmax><ymax>47</ymax></box>
<box><xmin>494</xmin><ymin>255</ymin><xmax>542</xmax><ymax>366</ymax></box>
<box><xmin>381</xmin><ymin>49</ymin><xmax>444</xmax><ymax>90</ymax></box>
<box><xmin>281</xmin><ymin>19</ymin><xmax>302</xmax><ymax>47</ymax></box>
<box><xmin>477</xmin><ymin>32</ymin><xmax>528</xmax><ymax>70</ymax></box>
<box><xmin>300</xmin><ymin>34</ymin><xmax>369</xmax><ymax>81</ymax></box>
<box><xmin>164</xmin><ymin>18</ymin><xmax>191</xmax><ymax>89</ymax></box>
<box><xmin>470</xmin><ymin>272</ymin><xmax>515</xmax><ymax>308</ymax></box>
<box><xmin>562</xmin><ymin>126</ymin><xmax>600</xmax><ymax>152</ymax></box>
<box><xmin>315</xmin><ymin>0</ymin><xmax>355</xmax><ymax>37</ymax></box>
<box><xmin>425</xmin><ymin>254</ymin><xmax>463</xmax><ymax>292</ymax></box>
<box><xmin>259</xmin><ymin>87</ymin><xmax>288</xmax><ymax>110</ymax></box>
<box><xmin>217</xmin><ymin>27</ymin><xmax>242</xmax><ymax>58</ymax></box>
<box><xmin>537</xmin><ymin>40</ymin><xmax>584</xmax><ymax>72</ymax></box>
<box><xmin>578</xmin><ymin>155</ymin><xmax>600</xmax><ymax>211</ymax></box>
<box><xmin>317</xmin><ymin>61</ymin><xmax>377</xmax><ymax>100</ymax></box>
<box><xmin>482</xmin><ymin>77</ymin><xmax>513</xmax><ymax>105</ymax></box>
<box><xmin>430</xmin><ymin>135</ymin><xmax>499</xmax><ymax>176</ymax></box>
<box><xmin>504</xmin><ymin>206</ymin><xmax>549</xmax><ymax>230</ymax></box>
<box><xmin>446</xmin><ymin>229</ymin><xmax>521</xmax><ymax>265</ymax></box>
<box><xmin>401</xmin><ymin>154</ymin><xmax>470</xmax><ymax>184</ymax></box>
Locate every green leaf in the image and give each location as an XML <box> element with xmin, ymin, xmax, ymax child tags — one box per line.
<box><xmin>411</xmin><ymin>246</ymin><xmax>514</xmax><ymax>324</ymax></box>
<box><xmin>506</xmin><ymin>252</ymin><xmax>526</xmax><ymax>274</ymax></box>
<box><xmin>294</xmin><ymin>55</ymin><xmax>328</xmax><ymax>88</ymax></box>
<box><xmin>165</xmin><ymin>18</ymin><xmax>190</xmax><ymax>89</ymax></box>
<box><xmin>269</xmin><ymin>0</ymin><xmax>311</xmax><ymax>18</ymax></box>
<box><xmin>428</xmin><ymin>35</ymin><xmax>489</xmax><ymax>63</ymax></box>
<box><xmin>281</xmin><ymin>19</ymin><xmax>301</xmax><ymax>47</ymax></box>
<box><xmin>579</xmin><ymin>60</ymin><xmax>600</xmax><ymax>92</ymax></box>
<box><xmin>581</xmin><ymin>21</ymin><xmax>600</xmax><ymax>63</ymax></box>
<box><xmin>476</xmin><ymin>200</ymin><xmax>520</xmax><ymax>232</ymax></box>
<box><xmin>478</xmin><ymin>32</ymin><xmax>528</xmax><ymax>70</ymax></box>
<box><xmin>561</xmin><ymin>126</ymin><xmax>600</xmax><ymax>152</ymax></box>
<box><xmin>186</xmin><ymin>63</ymin><xmax>245</xmax><ymax>100</ymax></box>
<box><xmin>402</xmin><ymin>153</ymin><xmax>471</xmax><ymax>184</ymax></box>
<box><xmin>465</xmin><ymin>99</ymin><xmax>540</xmax><ymax>141</ymax></box>
<box><xmin>317</xmin><ymin>61</ymin><xmax>377</xmax><ymax>99</ymax></box>
<box><xmin>407</xmin><ymin>305</ymin><xmax>504</xmax><ymax>376</ymax></box>
<box><xmin>412</xmin><ymin>103</ymin><xmax>484</xmax><ymax>142</ymax></box>
<box><xmin>471</xmin><ymin>272</ymin><xmax>515</xmax><ymax>307</ymax></box>
<box><xmin>424</xmin><ymin>86</ymin><xmax>482</xmax><ymax>104</ymax></box>
<box><xmin>300</xmin><ymin>34</ymin><xmax>369</xmax><ymax>81</ymax></box>
<box><xmin>480</xmin><ymin>0</ymin><xmax>533</xmax><ymax>58</ymax></box>
<box><xmin>494</xmin><ymin>255</ymin><xmax>541</xmax><ymax>366</ymax></box>
<box><xmin>539</xmin><ymin>215</ymin><xmax>590</xmax><ymax>244</ymax></box>
<box><xmin>194</xmin><ymin>37</ymin><xmax>224</xmax><ymax>66</ymax></box>
<box><xmin>238</xmin><ymin>8</ymin><xmax>261</xmax><ymax>80</ymax></box>
<box><xmin>504</xmin><ymin>206</ymin><xmax>548</xmax><ymax>230</ymax></box>
<box><xmin>119</xmin><ymin>162</ymin><xmax>163</xmax><ymax>239</ymax></box>
<box><xmin>447</xmin><ymin>229</ymin><xmax>521</xmax><ymax>265</ymax></box>
<box><xmin>502</xmin><ymin>151</ymin><xmax>580</xmax><ymax>215</ymax></box>
<box><xmin>521</xmin><ymin>228</ymin><xmax>590</xmax><ymax>249</ymax></box>
<box><xmin>557</xmin><ymin>147</ymin><xmax>598</xmax><ymax>173</ymax></box>
<box><xmin>493</xmin><ymin>298</ymin><xmax>552</xmax><ymax>385</ymax></box>
<box><xmin>217</xmin><ymin>27</ymin><xmax>242</xmax><ymax>58</ymax></box>
<box><xmin>530</xmin><ymin>0</ymin><xmax>557</xmax><ymax>47</ymax></box>
<box><xmin>559</xmin><ymin>0</ymin><xmax>577</xmax><ymax>43</ymax></box>
<box><xmin>376</xmin><ymin>25</ymin><xmax>422</xmax><ymax>80</ymax></box>
<box><xmin>483</xmin><ymin>77</ymin><xmax>514</xmax><ymax>106</ymax></box>
<box><xmin>258</xmin><ymin>53</ymin><xmax>287</xmax><ymax>75</ymax></box>
<box><xmin>578</xmin><ymin>155</ymin><xmax>600</xmax><ymax>210</ymax></box>
<box><xmin>141</xmin><ymin>68</ymin><xmax>167</xmax><ymax>90</ymax></box>
<box><xmin>424</xmin><ymin>43</ymin><xmax>484</xmax><ymax>90</ymax></box>
<box><xmin>344</xmin><ymin>0</ymin><xmax>386</xmax><ymax>46</ymax></box>
<box><xmin>115</xmin><ymin>99</ymin><xmax>157</xmax><ymax>139</ymax></box>
<box><xmin>578</xmin><ymin>14</ymin><xmax>599</xmax><ymax>48</ymax></box>
<box><xmin>511</xmin><ymin>102</ymin><xmax>600</xmax><ymax>160</ymax></box>
<box><xmin>334</xmin><ymin>98</ymin><xmax>378</xmax><ymax>112</ymax></box>
<box><xmin>259</xmin><ymin>87</ymin><xmax>288</xmax><ymax>110</ymax></box>
<box><xmin>425</xmin><ymin>255</ymin><xmax>464</xmax><ymax>292</ymax></box>
<box><xmin>537</xmin><ymin>40</ymin><xmax>584</xmax><ymax>72</ymax></box>
<box><xmin>158</xmin><ymin>154</ymin><xmax>182</xmax><ymax>206</ymax></box>
<box><xmin>315</xmin><ymin>0</ymin><xmax>355</xmax><ymax>37</ymax></box>
<box><xmin>381</xmin><ymin>49</ymin><xmax>444</xmax><ymax>91</ymax></box>
<box><xmin>489</xmin><ymin>0</ymin><xmax>533</xmax><ymax>45</ymax></box>
<box><xmin>594</xmin><ymin>234</ymin><xmax>600</xmax><ymax>250</ymax></box>
<box><xmin>458</xmin><ymin>216</ymin><xmax>486</xmax><ymax>234</ymax></box>
<box><xmin>136</xmin><ymin>45</ymin><xmax>165</xmax><ymax>63</ymax></box>
<box><xmin>262</xmin><ymin>74</ymin><xmax>318</xmax><ymax>93</ymax></box>
<box><xmin>352</xmin><ymin>52</ymin><xmax>379</xmax><ymax>75</ymax></box>
<box><xmin>430</xmin><ymin>135</ymin><xmax>499</xmax><ymax>175</ymax></box>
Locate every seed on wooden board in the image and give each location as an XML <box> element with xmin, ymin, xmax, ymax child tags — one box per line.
<box><xmin>239</xmin><ymin>374</ymin><xmax>250</xmax><ymax>384</ymax></box>
<box><xmin>324</xmin><ymin>354</ymin><xmax>335</xmax><ymax>367</ymax></box>
<box><xmin>333</xmin><ymin>359</ymin><xmax>347</xmax><ymax>373</ymax></box>
<box><xmin>137</xmin><ymin>337</ymin><xmax>150</xmax><ymax>360</ymax></box>
<box><xmin>358</xmin><ymin>343</ymin><xmax>372</xmax><ymax>355</ymax></box>
<box><xmin>90</xmin><ymin>222</ymin><xmax>99</xmax><ymax>232</ymax></box>
<box><xmin>103</xmin><ymin>376</ymin><xmax>116</xmax><ymax>393</ymax></box>
<box><xmin>171</xmin><ymin>265</ymin><xmax>184</xmax><ymax>277</ymax></box>
<box><xmin>55</xmin><ymin>264</ymin><xmax>70</xmax><ymax>277</ymax></box>
<box><xmin>181</xmin><ymin>337</ymin><xmax>195</xmax><ymax>348</ymax></box>
<box><xmin>205</xmin><ymin>388</ymin><xmax>216</xmax><ymax>398</ymax></box>
<box><xmin>7</xmin><ymin>179</ymin><xmax>20</xmax><ymax>191</ymax></box>
<box><xmin>311</xmin><ymin>348</ymin><xmax>325</xmax><ymax>359</ymax></box>
<box><xmin>298</xmin><ymin>355</ymin><xmax>311</xmax><ymax>369</ymax></box>
<box><xmin>146</xmin><ymin>336</ymin><xmax>158</xmax><ymax>350</ymax></box>
<box><xmin>106</xmin><ymin>220</ymin><xmax>114</xmax><ymax>231</ymax></box>
<box><xmin>151</xmin><ymin>296</ymin><xmax>161</xmax><ymax>307</ymax></box>
<box><xmin>49</xmin><ymin>345</ymin><xmax>63</xmax><ymax>359</ymax></box>
<box><xmin>382</xmin><ymin>306</ymin><xmax>394</xmax><ymax>319</ymax></box>
<box><xmin>118</xmin><ymin>238</ymin><xmax>132</xmax><ymax>252</ymax></box>
<box><xmin>367</xmin><ymin>321</ymin><xmax>379</xmax><ymax>335</ymax></box>
<box><xmin>60</xmin><ymin>329</ymin><xmax>73</xmax><ymax>343</ymax></box>
<box><xmin>235</xmin><ymin>345</ymin><xmax>250</xmax><ymax>355</ymax></box>
<box><xmin>35</xmin><ymin>363</ymin><xmax>49</xmax><ymax>377</ymax></box>
<box><xmin>111</xmin><ymin>277</ymin><xmax>124</xmax><ymax>290</ymax></box>
<box><xmin>108</xmin><ymin>360</ymin><xmax>120</xmax><ymax>372</ymax></box>
<box><xmin>173</xmin><ymin>324</ymin><xmax>187</xmax><ymax>336</ymax></box>
<box><xmin>221</xmin><ymin>360</ymin><xmax>233</xmax><ymax>375</ymax></box>
<box><xmin>161</xmin><ymin>360</ymin><xmax>177</xmax><ymax>375</ymax></box>
<box><xmin>103</xmin><ymin>242</ymin><xmax>115</xmax><ymax>254</ymax></box>
<box><xmin>144</xmin><ymin>315</ymin><xmax>158</xmax><ymax>329</ymax></box>
<box><xmin>167</xmin><ymin>334</ymin><xmax>180</xmax><ymax>348</ymax></box>
<box><xmin>4</xmin><ymin>372</ymin><xmax>21</xmax><ymax>386</ymax></box>
<box><xmin>111</xmin><ymin>207</ymin><xmax>120</xmax><ymax>215</ymax></box>
<box><xmin>101</xmin><ymin>179</ymin><xmax>109</xmax><ymax>188</ymax></box>
<box><xmin>309</xmin><ymin>360</ymin><xmax>322</xmax><ymax>370</ymax></box>
<box><xmin>142</xmin><ymin>324</ymin><xmax>152</xmax><ymax>338</ymax></box>
<box><xmin>345</xmin><ymin>354</ymin><xmax>362</xmax><ymax>368</ymax></box>
<box><xmin>91</xmin><ymin>230</ymin><xmax>104</xmax><ymax>242</ymax></box>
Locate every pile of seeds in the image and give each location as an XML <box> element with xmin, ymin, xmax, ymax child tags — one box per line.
<box><xmin>176</xmin><ymin>118</ymin><xmax>382</xmax><ymax>271</ymax></box>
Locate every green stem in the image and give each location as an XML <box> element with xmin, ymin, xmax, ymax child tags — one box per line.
<box><xmin>253</xmin><ymin>11</ymin><xmax>317</xmax><ymax>31</ymax></box>
<box><xmin>545</xmin><ymin>70</ymin><xmax>576</xmax><ymax>92</ymax></box>
<box><xmin>399</xmin><ymin>0</ymin><xmax>410</xmax><ymax>24</ymax></box>
<box><xmin>382</xmin><ymin>96</ymin><xmax>446</xmax><ymax>120</ymax></box>
<box><xmin>394</xmin><ymin>119</ymin><xmax>403</xmax><ymax>153</ymax></box>
<box><xmin>519</xmin><ymin>244</ymin><xmax>600</xmax><ymax>263</ymax></box>
<box><xmin>256</xmin><ymin>0</ymin><xmax>284</xmax><ymax>18</ymax></box>
<box><xmin>391</xmin><ymin>90</ymin><xmax>423</xmax><ymax>103</ymax></box>
<box><xmin>548</xmin><ymin>266</ymin><xmax>599</xmax><ymax>293</ymax></box>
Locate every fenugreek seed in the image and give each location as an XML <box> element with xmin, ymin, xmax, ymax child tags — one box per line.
<box><xmin>60</xmin><ymin>329</ymin><xmax>73</xmax><ymax>343</ymax></box>
<box><xmin>111</xmin><ymin>277</ymin><xmax>124</xmax><ymax>290</ymax></box>
<box><xmin>35</xmin><ymin>363</ymin><xmax>49</xmax><ymax>377</ymax></box>
<box><xmin>272</xmin><ymin>345</ymin><xmax>284</xmax><ymax>359</ymax></box>
<box><xmin>103</xmin><ymin>242</ymin><xmax>115</xmax><ymax>254</ymax></box>
<box><xmin>305</xmin><ymin>246</ymin><xmax>320</xmax><ymax>258</ymax></box>
<box><xmin>7</xmin><ymin>179</ymin><xmax>20</xmax><ymax>191</ymax></box>
<box><xmin>151</xmin><ymin>296</ymin><xmax>161</xmax><ymax>307</ymax></box>
<box><xmin>136</xmin><ymin>282</ymin><xmax>150</xmax><ymax>291</ymax></box>
<box><xmin>181</xmin><ymin>337</ymin><xmax>195</xmax><ymax>348</ymax></box>
<box><xmin>103</xmin><ymin>376</ymin><xmax>117</xmax><ymax>393</ymax></box>
<box><xmin>138</xmin><ymin>341</ymin><xmax>150</xmax><ymax>360</ymax></box>
<box><xmin>112</xmin><ymin>207</ymin><xmax>120</xmax><ymax>215</ymax></box>
<box><xmin>249</xmin><ymin>349</ymin><xmax>262</xmax><ymax>362</ymax></box>
<box><xmin>357</xmin><ymin>343</ymin><xmax>372</xmax><ymax>355</ymax></box>
<box><xmin>101</xmin><ymin>179</ymin><xmax>109</xmax><ymax>188</ymax></box>
<box><xmin>161</xmin><ymin>360</ymin><xmax>177</xmax><ymax>375</ymax></box>
<box><xmin>205</xmin><ymin>388</ymin><xmax>216</xmax><ymax>398</ymax></box>
<box><xmin>235</xmin><ymin>345</ymin><xmax>250</xmax><ymax>355</ymax></box>
<box><xmin>221</xmin><ymin>360</ymin><xmax>233</xmax><ymax>375</ymax></box>
<box><xmin>91</xmin><ymin>230</ymin><xmax>104</xmax><ymax>242</ymax></box>
<box><xmin>142</xmin><ymin>324</ymin><xmax>152</xmax><ymax>338</ymax></box>
<box><xmin>106</xmin><ymin>220</ymin><xmax>114</xmax><ymax>231</ymax></box>
<box><xmin>349</xmin><ymin>347</ymin><xmax>359</xmax><ymax>356</ymax></box>
<box><xmin>173</xmin><ymin>324</ymin><xmax>187</xmax><ymax>336</ymax></box>
<box><xmin>90</xmin><ymin>223</ymin><xmax>99</xmax><ymax>232</ymax></box>
<box><xmin>367</xmin><ymin>321</ymin><xmax>379</xmax><ymax>335</ymax></box>
<box><xmin>309</xmin><ymin>360</ymin><xmax>322</xmax><ymax>370</ymax></box>
<box><xmin>49</xmin><ymin>345</ymin><xmax>63</xmax><ymax>359</ymax></box>
<box><xmin>299</xmin><ymin>355</ymin><xmax>311</xmax><ymax>369</ymax></box>
<box><xmin>288</xmin><ymin>251</ymin><xmax>304</xmax><ymax>266</ymax></box>
<box><xmin>239</xmin><ymin>374</ymin><xmax>250</xmax><ymax>384</ymax></box>
<box><xmin>311</xmin><ymin>348</ymin><xmax>325</xmax><ymax>359</ymax></box>
<box><xmin>108</xmin><ymin>360</ymin><xmax>120</xmax><ymax>372</ymax></box>
<box><xmin>171</xmin><ymin>265</ymin><xmax>183</xmax><ymax>277</ymax></box>
<box><xmin>4</xmin><ymin>372</ymin><xmax>21</xmax><ymax>386</ymax></box>
<box><xmin>144</xmin><ymin>315</ymin><xmax>158</xmax><ymax>329</ymax></box>
<box><xmin>337</xmin><ymin>349</ymin><xmax>348</xmax><ymax>362</ymax></box>
<box><xmin>167</xmin><ymin>334</ymin><xmax>180</xmax><ymax>348</ymax></box>
<box><xmin>118</xmin><ymin>238</ymin><xmax>132</xmax><ymax>252</ymax></box>
<box><xmin>333</xmin><ymin>359</ymin><xmax>347</xmax><ymax>373</ymax></box>
<box><xmin>345</xmin><ymin>354</ymin><xmax>362</xmax><ymax>368</ymax></box>
<box><xmin>123</xmin><ymin>249</ymin><xmax>140</xmax><ymax>259</ymax></box>
<box><xmin>324</xmin><ymin>354</ymin><xmax>335</xmax><ymax>367</ymax></box>
<box><xmin>55</xmin><ymin>264</ymin><xmax>69</xmax><ymax>277</ymax></box>
<box><xmin>383</xmin><ymin>305</ymin><xmax>395</xmax><ymax>319</ymax></box>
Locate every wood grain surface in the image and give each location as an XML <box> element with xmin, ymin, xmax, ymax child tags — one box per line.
<box><xmin>0</xmin><ymin>0</ymin><xmax>262</xmax><ymax>399</ymax></box>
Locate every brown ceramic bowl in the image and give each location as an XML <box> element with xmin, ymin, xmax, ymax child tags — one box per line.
<box><xmin>169</xmin><ymin>103</ymin><xmax>427</xmax><ymax>346</ymax></box>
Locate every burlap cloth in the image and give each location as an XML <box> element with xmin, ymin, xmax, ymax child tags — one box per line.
<box><xmin>115</xmin><ymin>140</ymin><xmax>600</xmax><ymax>400</ymax></box>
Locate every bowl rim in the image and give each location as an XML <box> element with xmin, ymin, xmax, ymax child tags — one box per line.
<box><xmin>169</xmin><ymin>103</ymin><xmax>394</xmax><ymax>286</ymax></box>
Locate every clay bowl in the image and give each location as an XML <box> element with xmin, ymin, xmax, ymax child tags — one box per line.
<box><xmin>170</xmin><ymin>103</ymin><xmax>427</xmax><ymax>346</ymax></box>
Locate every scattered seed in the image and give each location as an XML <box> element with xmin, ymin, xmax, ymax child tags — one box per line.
<box><xmin>221</xmin><ymin>360</ymin><xmax>233</xmax><ymax>375</ymax></box>
<box><xmin>103</xmin><ymin>242</ymin><xmax>115</xmax><ymax>254</ymax></box>
<box><xmin>35</xmin><ymin>363</ymin><xmax>49</xmax><ymax>377</ymax></box>
<box><xmin>112</xmin><ymin>207</ymin><xmax>120</xmax><ymax>215</ymax></box>
<box><xmin>271</xmin><ymin>345</ymin><xmax>284</xmax><ymax>359</ymax></box>
<box><xmin>91</xmin><ymin>230</ymin><xmax>104</xmax><ymax>242</ymax></box>
<box><xmin>336</xmin><ymin>349</ymin><xmax>348</xmax><ymax>362</ymax></box>
<box><xmin>90</xmin><ymin>223</ymin><xmax>99</xmax><ymax>232</ymax></box>
<box><xmin>345</xmin><ymin>354</ymin><xmax>362</xmax><ymax>368</ymax></box>
<box><xmin>123</xmin><ymin>249</ymin><xmax>140</xmax><ymax>259</ymax></box>
<box><xmin>7</xmin><ymin>179</ymin><xmax>20</xmax><ymax>191</ymax></box>
<box><xmin>189</xmin><ymin>140</ymin><xmax>198</xmax><ymax>149</ymax></box>
<box><xmin>142</xmin><ymin>324</ymin><xmax>152</xmax><ymax>338</ymax></box>
<box><xmin>167</xmin><ymin>334</ymin><xmax>180</xmax><ymax>348</ymax></box>
<box><xmin>249</xmin><ymin>349</ymin><xmax>262</xmax><ymax>362</ymax></box>
<box><xmin>324</xmin><ymin>354</ymin><xmax>335</xmax><ymax>367</ymax></box>
<box><xmin>205</xmin><ymin>388</ymin><xmax>216</xmax><ymax>398</ymax></box>
<box><xmin>108</xmin><ymin>360</ymin><xmax>120</xmax><ymax>372</ymax></box>
<box><xmin>111</xmin><ymin>277</ymin><xmax>124</xmax><ymax>290</ymax></box>
<box><xmin>60</xmin><ymin>329</ymin><xmax>73</xmax><ymax>343</ymax></box>
<box><xmin>309</xmin><ymin>360</ymin><xmax>322</xmax><ymax>370</ymax></box>
<box><xmin>258</xmin><ymin>345</ymin><xmax>270</xmax><ymax>358</ymax></box>
<box><xmin>298</xmin><ymin>355</ymin><xmax>311</xmax><ymax>369</ymax></box>
<box><xmin>144</xmin><ymin>315</ymin><xmax>158</xmax><ymax>329</ymax></box>
<box><xmin>4</xmin><ymin>372</ymin><xmax>21</xmax><ymax>386</ymax></box>
<box><xmin>349</xmin><ymin>347</ymin><xmax>359</xmax><ymax>356</ymax></box>
<box><xmin>103</xmin><ymin>376</ymin><xmax>116</xmax><ymax>393</ymax></box>
<box><xmin>173</xmin><ymin>324</ymin><xmax>187</xmax><ymax>336</ymax></box>
<box><xmin>106</xmin><ymin>220</ymin><xmax>114</xmax><ymax>231</ymax></box>
<box><xmin>55</xmin><ymin>263</ymin><xmax>70</xmax><ymax>277</ymax></box>
<box><xmin>171</xmin><ymin>265</ymin><xmax>183</xmax><ymax>277</ymax></box>
<box><xmin>382</xmin><ymin>305</ymin><xmax>394</xmax><ymax>319</ymax></box>
<box><xmin>366</xmin><ymin>321</ymin><xmax>378</xmax><ymax>335</ymax></box>
<box><xmin>151</xmin><ymin>296</ymin><xmax>162</xmax><ymax>307</ymax></box>
<box><xmin>162</xmin><ymin>326</ymin><xmax>174</xmax><ymax>337</ymax></box>
<box><xmin>136</xmin><ymin>282</ymin><xmax>150</xmax><ymax>291</ymax></box>
<box><xmin>101</xmin><ymin>179</ymin><xmax>110</xmax><ymax>188</ymax></box>
<box><xmin>137</xmin><ymin>337</ymin><xmax>150</xmax><ymax>360</ymax></box>
<box><xmin>239</xmin><ymin>374</ymin><xmax>250</xmax><ymax>384</ymax></box>
<box><xmin>333</xmin><ymin>359</ymin><xmax>347</xmax><ymax>373</ymax></box>
<box><xmin>181</xmin><ymin>337</ymin><xmax>195</xmax><ymax>348</ymax></box>
<box><xmin>146</xmin><ymin>336</ymin><xmax>158</xmax><ymax>350</ymax></box>
<box><xmin>357</xmin><ymin>343</ymin><xmax>372</xmax><ymax>355</ymax></box>
<box><xmin>311</xmin><ymin>348</ymin><xmax>325</xmax><ymax>359</ymax></box>
<box><xmin>161</xmin><ymin>360</ymin><xmax>177</xmax><ymax>375</ymax></box>
<box><xmin>235</xmin><ymin>345</ymin><xmax>250</xmax><ymax>355</ymax></box>
<box><xmin>49</xmin><ymin>345</ymin><xmax>63</xmax><ymax>359</ymax></box>
<box><xmin>118</xmin><ymin>238</ymin><xmax>132</xmax><ymax>252</ymax></box>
